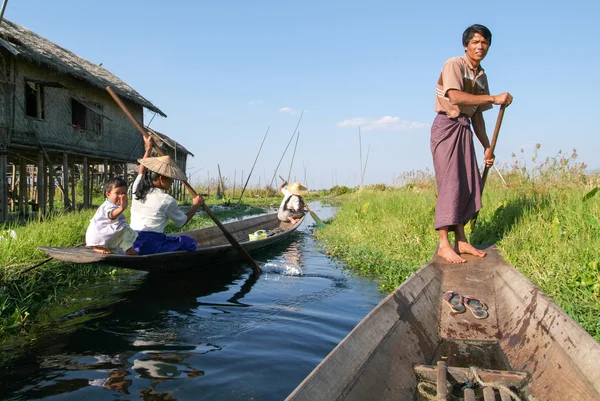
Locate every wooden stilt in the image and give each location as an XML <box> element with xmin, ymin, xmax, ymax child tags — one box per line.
<box><xmin>30</xmin><ymin>163</ymin><xmax>35</xmax><ymax>208</ymax></box>
<box><xmin>464</xmin><ymin>388</ymin><xmax>476</xmax><ymax>401</ymax></box>
<box><xmin>62</xmin><ymin>152</ymin><xmax>70</xmax><ymax>210</ymax></box>
<box><xmin>83</xmin><ymin>156</ymin><xmax>89</xmax><ymax>208</ymax></box>
<box><xmin>37</xmin><ymin>151</ymin><xmax>45</xmax><ymax>215</ymax></box>
<box><xmin>89</xmin><ymin>165</ymin><xmax>94</xmax><ymax>205</ymax></box>
<box><xmin>48</xmin><ymin>163</ymin><xmax>55</xmax><ymax>212</ymax></box>
<box><xmin>103</xmin><ymin>158</ymin><xmax>108</xmax><ymax>182</ymax></box>
<box><xmin>10</xmin><ymin>163</ymin><xmax>16</xmax><ymax>212</ymax></box>
<box><xmin>70</xmin><ymin>162</ymin><xmax>76</xmax><ymax>210</ymax></box>
<box><xmin>19</xmin><ymin>157</ymin><xmax>28</xmax><ymax>216</ymax></box>
<box><xmin>0</xmin><ymin>154</ymin><xmax>7</xmax><ymax>222</ymax></box>
<box><xmin>43</xmin><ymin>162</ymin><xmax>48</xmax><ymax>216</ymax></box>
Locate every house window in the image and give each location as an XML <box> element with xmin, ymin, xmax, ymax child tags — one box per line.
<box><xmin>71</xmin><ymin>98</ymin><xmax>103</xmax><ymax>136</ymax></box>
<box><xmin>25</xmin><ymin>81</ymin><xmax>44</xmax><ymax>119</ymax></box>
<box><xmin>71</xmin><ymin>98</ymin><xmax>87</xmax><ymax>129</ymax></box>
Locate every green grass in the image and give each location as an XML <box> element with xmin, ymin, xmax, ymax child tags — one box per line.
<box><xmin>316</xmin><ymin>149</ymin><xmax>600</xmax><ymax>341</ymax></box>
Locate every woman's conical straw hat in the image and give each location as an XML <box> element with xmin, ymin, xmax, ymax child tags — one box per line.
<box><xmin>288</xmin><ymin>182</ymin><xmax>308</xmax><ymax>195</ymax></box>
<box><xmin>138</xmin><ymin>156</ymin><xmax>187</xmax><ymax>181</ymax></box>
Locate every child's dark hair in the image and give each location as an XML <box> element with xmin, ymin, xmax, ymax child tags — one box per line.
<box><xmin>104</xmin><ymin>176</ymin><xmax>128</xmax><ymax>194</ymax></box>
<box><xmin>134</xmin><ymin>169</ymin><xmax>161</xmax><ymax>201</ymax></box>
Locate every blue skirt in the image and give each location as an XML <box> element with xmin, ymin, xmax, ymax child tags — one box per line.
<box><xmin>132</xmin><ymin>231</ymin><xmax>197</xmax><ymax>255</ymax></box>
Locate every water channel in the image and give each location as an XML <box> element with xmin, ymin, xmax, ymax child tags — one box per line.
<box><xmin>0</xmin><ymin>203</ymin><xmax>385</xmax><ymax>400</ymax></box>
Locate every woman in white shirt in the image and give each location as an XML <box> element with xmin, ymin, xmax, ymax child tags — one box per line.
<box><xmin>130</xmin><ymin>136</ymin><xmax>203</xmax><ymax>255</ymax></box>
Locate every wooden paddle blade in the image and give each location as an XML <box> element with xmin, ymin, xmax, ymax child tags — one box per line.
<box><xmin>309</xmin><ymin>210</ymin><xmax>326</xmax><ymax>228</ymax></box>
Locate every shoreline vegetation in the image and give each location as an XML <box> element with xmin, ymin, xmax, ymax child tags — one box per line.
<box><xmin>316</xmin><ymin>148</ymin><xmax>600</xmax><ymax>341</ymax></box>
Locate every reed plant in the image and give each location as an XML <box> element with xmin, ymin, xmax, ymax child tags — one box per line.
<box><xmin>315</xmin><ymin>147</ymin><xmax>600</xmax><ymax>340</ymax></box>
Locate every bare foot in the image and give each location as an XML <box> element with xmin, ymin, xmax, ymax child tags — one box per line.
<box><xmin>125</xmin><ymin>248</ymin><xmax>138</xmax><ymax>255</ymax></box>
<box><xmin>438</xmin><ymin>245</ymin><xmax>466</xmax><ymax>263</ymax></box>
<box><xmin>289</xmin><ymin>218</ymin><xmax>299</xmax><ymax>224</ymax></box>
<box><xmin>93</xmin><ymin>246</ymin><xmax>112</xmax><ymax>254</ymax></box>
<box><xmin>456</xmin><ymin>241</ymin><xmax>487</xmax><ymax>258</ymax></box>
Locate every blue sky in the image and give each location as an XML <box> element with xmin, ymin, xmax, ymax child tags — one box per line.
<box><xmin>4</xmin><ymin>1</ymin><xmax>599</xmax><ymax>188</ymax></box>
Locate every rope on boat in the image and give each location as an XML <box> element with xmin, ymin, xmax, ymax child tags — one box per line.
<box><xmin>468</xmin><ymin>367</ymin><xmax>523</xmax><ymax>401</ymax></box>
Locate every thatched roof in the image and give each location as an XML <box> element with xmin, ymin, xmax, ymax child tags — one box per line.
<box><xmin>0</xmin><ymin>19</ymin><xmax>166</xmax><ymax>117</ymax></box>
<box><xmin>146</xmin><ymin>126</ymin><xmax>194</xmax><ymax>157</ymax></box>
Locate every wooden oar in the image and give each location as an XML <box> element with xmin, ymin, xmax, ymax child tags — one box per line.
<box><xmin>279</xmin><ymin>175</ymin><xmax>325</xmax><ymax>228</ymax></box>
<box><xmin>306</xmin><ymin>205</ymin><xmax>326</xmax><ymax>229</ymax></box>
<box><xmin>106</xmin><ymin>86</ymin><xmax>261</xmax><ymax>273</ymax></box>
<box><xmin>470</xmin><ymin>105</ymin><xmax>506</xmax><ymax>229</ymax></box>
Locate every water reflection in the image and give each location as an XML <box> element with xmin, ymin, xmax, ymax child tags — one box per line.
<box><xmin>1</xmin><ymin>263</ymin><xmax>256</xmax><ymax>400</ymax></box>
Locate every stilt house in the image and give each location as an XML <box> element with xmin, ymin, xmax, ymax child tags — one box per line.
<box><xmin>0</xmin><ymin>19</ymin><xmax>191</xmax><ymax>222</ymax></box>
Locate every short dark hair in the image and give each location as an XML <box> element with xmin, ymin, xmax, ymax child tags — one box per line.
<box><xmin>462</xmin><ymin>24</ymin><xmax>492</xmax><ymax>47</ymax></box>
<box><xmin>104</xmin><ymin>176</ymin><xmax>128</xmax><ymax>193</ymax></box>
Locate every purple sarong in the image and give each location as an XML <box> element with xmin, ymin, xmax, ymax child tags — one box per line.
<box><xmin>430</xmin><ymin>113</ymin><xmax>482</xmax><ymax>230</ymax></box>
<box><xmin>132</xmin><ymin>231</ymin><xmax>197</xmax><ymax>255</ymax></box>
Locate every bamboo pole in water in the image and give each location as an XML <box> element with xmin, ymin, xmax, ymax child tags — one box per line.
<box><xmin>270</xmin><ymin>111</ymin><xmax>303</xmax><ymax>187</ymax></box>
<box><xmin>238</xmin><ymin>126</ymin><xmax>269</xmax><ymax>205</ymax></box>
<box><xmin>359</xmin><ymin>126</ymin><xmax>363</xmax><ymax>187</ymax></box>
<box><xmin>286</xmin><ymin>131</ymin><xmax>300</xmax><ymax>183</ymax></box>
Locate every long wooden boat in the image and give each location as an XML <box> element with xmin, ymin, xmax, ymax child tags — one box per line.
<box><xmin>39</xmin><ymin>213</ymin><xmax>303</xmax><ymax>272</ymax></box>
<box><xmin>286</xmin><ymin>246</ymin><xmax>600</xmax><ymax>401</ymax></box>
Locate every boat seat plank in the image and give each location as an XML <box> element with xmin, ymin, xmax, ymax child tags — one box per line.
<box><xmin>414</xmin><ymin>365</ymin><xmax>528</xmax><ymax>388</ymax></box>
<box><xmin>464</xmin><ymin>388</ymin><xmax>476</xmax><ymax>401</ymax></box>
<box><xmin>499</xmin><ymin>388</ymin><xmax>512</xmax><ymax>401</ymax></box>
<box><xmin>436</xmin><ymin>361</ymin><xmax>448</xmax><ymax>400</ymax></box>
<box><xmin>483</xmin><ymin>387</ymin><xmax>495</xmax><ymax>401</ymax></box>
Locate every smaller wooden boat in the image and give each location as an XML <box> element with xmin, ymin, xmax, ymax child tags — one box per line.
<box><xmin>286</xmin><ymin>246</ymin><xmax>600</xmax><ymax>401</ymax></box>
<box><xmin>39</xmin><ymin>213</ymin><xmax>303</xmax><ymax>272</ymax></box>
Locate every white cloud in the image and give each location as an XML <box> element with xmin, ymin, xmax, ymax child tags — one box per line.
<box><xmin>248</xmin><ymin>100</ymin><xmax>263</xmax><ymax>105</ymax></box>
<box><xmin>336</xmin><ymin>116</ymin><xmax>429</xmax><ymax>132</ymax></box>
<box><xmin>279</xmin><ymin>107</ymin><xmax>298</xmax><ymax>115</ymax></box>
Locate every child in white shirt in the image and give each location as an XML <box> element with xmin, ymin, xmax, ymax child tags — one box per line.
<box><xmin>85</xmin><ymin>177</ymin><xmax>138</xmax><ymax>255</ymax></box>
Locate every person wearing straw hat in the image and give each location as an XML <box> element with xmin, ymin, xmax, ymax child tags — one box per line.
<box><xmin>277</xmin><ymin>180</ymin><xmax>308</xmax><ymax>225</ymax></box>
<box><xmin>130</xmin><ymin>136</ymin><xmax>203</xmax><ymax>255</ymax></box>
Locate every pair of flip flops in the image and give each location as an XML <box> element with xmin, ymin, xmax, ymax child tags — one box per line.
<box><xmin>443</xmin><ymin>290</ymin><xmax>488</xmax><ymax>319</ymax></box>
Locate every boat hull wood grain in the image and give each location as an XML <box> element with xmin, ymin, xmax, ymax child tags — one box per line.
<box><xmin>286</xmin><ymin>246</ymin><xmax>600</xmax><ymax>401</ymax></box>
<box><xmin>39</xmin><ymin>214</ymin><xmax>302</xmax><ymax>272</ymax></box>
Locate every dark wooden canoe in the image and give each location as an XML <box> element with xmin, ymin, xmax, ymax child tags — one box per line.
<box><xmin>286</xmin><ymin>246</ymin><xmax>600</xmax><ymax>401</ymax></box>
<box><xmin>39</xmin><ymin>213</ymin><xmax>303</xmax><ymax>272</ymax></box>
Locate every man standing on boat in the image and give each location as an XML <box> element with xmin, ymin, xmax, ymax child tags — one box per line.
<box><xmin>431</xmin><ymin>24</ymin><xmax>513</xmax><ymax>263</ymax></box>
